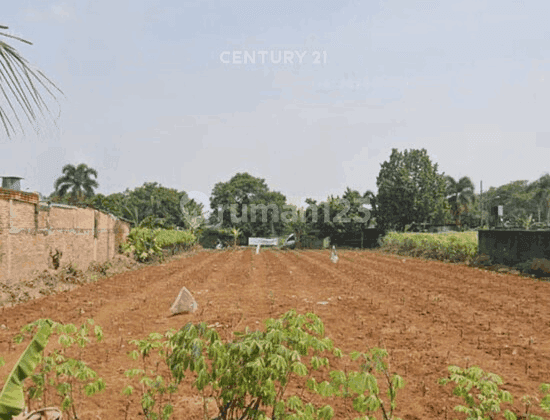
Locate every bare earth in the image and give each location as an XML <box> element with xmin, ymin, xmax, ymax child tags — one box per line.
<box><xmin>0</xmin><ymin>248</ymin><xmax>549</xmax><ymax>419</ymax></box>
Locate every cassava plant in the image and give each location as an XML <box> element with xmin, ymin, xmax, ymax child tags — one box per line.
<box><xmin>16</xmin><ymin>319</ymin><xmax>106</xmax><ymax>420</ymax></box>
<box><xmin>123</xmin><ymin>330</ymin><xmax>179</xmax><ymax>420</ymax></box>
<box><xmin>308</xmin><ymin>347</ymin><xmax>405</xmax><ymax>420</ymax></box>
<box><xmin>166</xmin><ymin>309</ymin><xmax>341</xmax><ymax>420</ymax></box>
<box><xmin>120</xmin><ymin>310</ymin><xmax>406</xmax><ymax>420</ymax></box>
<box><xmin>439</xmin><ymin>365</ymin><xmax>517</xmax><ymax>420</ymax></box>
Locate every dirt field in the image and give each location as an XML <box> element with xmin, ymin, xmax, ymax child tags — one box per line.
<box><xmin>1</xmin><ymin>248</ymin><xmax>549</xmax><ymax>419</ymax></box>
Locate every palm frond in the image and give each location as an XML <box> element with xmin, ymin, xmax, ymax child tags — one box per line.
<box><xmin>0</xmin><ymin>26</ymin><xmax>63</xmax><ymax>138</ymax></box>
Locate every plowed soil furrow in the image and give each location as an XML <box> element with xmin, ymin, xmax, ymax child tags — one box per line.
<box><xmin>0</xmin><ymin>248</ymin><xmax>549</xmax><ymax>420</ymax></box>
<box><xmin>290</xmin><ymin>249</ymin><xmax>550</xmax><ymax>418</ymax></box>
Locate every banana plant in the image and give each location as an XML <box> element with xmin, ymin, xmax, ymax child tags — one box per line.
<box><xmin>230</xmin><ymin>227</ymin><xmax>242</xmax><ymax>247</ymax></box>
<box><xmin>0</xmin><ymin>319</ymin><xmax>53</xmax><ymax>419</ymax></box>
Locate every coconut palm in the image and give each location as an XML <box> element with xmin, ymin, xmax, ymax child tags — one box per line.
<box><xmin>445</xmin><ymin>176</ymin><xmax>475</xmax><ymax>226</ymax></box>
<box><xmin>0</xmin><ymin>25</ymin><xmax>63</xmax><ymax>138</ymax></box>
<box><xmin>53</xmin><ymin>164</ymin><xmax>99</xmax><ymax>204</ymax></box>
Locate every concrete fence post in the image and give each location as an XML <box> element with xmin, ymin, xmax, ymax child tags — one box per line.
<box><xmin>7</xmin><ymin>198</ymin><xmax>12</xmax><ymax>278</ymax></box>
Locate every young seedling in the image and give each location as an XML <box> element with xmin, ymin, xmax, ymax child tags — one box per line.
<box><xmin>123</xmin><ymin>330</ymin><xmax>178</xmax><ymax>420</ymax></box>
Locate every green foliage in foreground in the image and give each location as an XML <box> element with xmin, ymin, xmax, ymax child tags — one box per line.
<box><xmin>440</xmin><ymin>365</ymin><xmax>550</xmax><ymax>420</ymax></box>
<box><xmin>0</xmin><ymin>319</ymin><xmax>104</xmax><ymax>420</ymax></box>
<box><xmin>379</xmin><ymin>231</ymin><xmax>478</xmax><ymax>262</ymax></box>
<box><xmin>2</xmin><ymin>312</ymin><xmax>550</xmax><ymax>420</ymax></box>
<box><xmin>123</xmin><ymin>309</ymin><xmax>405</xmax><ymax>420</ymax></box>
<box><xmin>0</xmin><ymin>320</ymin><xmax>52</xmax><ymax>419</ymax></box>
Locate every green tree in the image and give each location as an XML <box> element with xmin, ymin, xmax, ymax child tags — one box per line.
<box><xmin>303</xmin><ymin>188</ymin><xmax>371</xmax><ymax>244</ymax></box>
<box><xmin>375</xmin><ymin>148</ymin><xmax>449</xmax><ymax>232</ymax></box>
<box><xmin>209</xmin><ymin>173</ymin><xmax>287</xmax><ymax>237</ymax></box>
<box><xmin>0</xmin><ymin>25</ymin><xmax>63</xmax><ymax>138</ymax></box>
<box><xmin>445</xmin><ymin>175</ymin><xmax>476</xmax><ymax>227</ymax></box>
<box><xmin>342</xmin><ymin>187</ymin><xmax>371</xmax><ymax>235</ymax></box>
<box><xmin>120</xmin><ymin>182</ymin><xmax>197</xmax><ymax>229</ymax></box>
<box><xmin>87</xmin><ymin>192</ymin><xmax>125</xmax><ymax>217</ymax></box>
<box><xmin>180</xmin><ymin>198</ymin><xmax>206</xmax><ymax>236</ymax></box>
<box><xmin>53</xmin><ymin>164</ymin><xmax>99</xmax><ymax>205</ymax></box>
<box><xmin>86</xmin><ymin>184</ymin><xmax>203</xmax><ymax>229</ymax></box>
<box><xmin>527</xmin><ymin>173</ymin><xmax>550</xmax><ymax>226</ymax></box>
<box><xmin>484</xmin><ymin>180</ymin><xmax>536</xmax><ymax>227</ymax></box>
<box><xmin>281</xmin><ymin>204</ymin><xmax>311</xmax><ymax>248</ymax></box>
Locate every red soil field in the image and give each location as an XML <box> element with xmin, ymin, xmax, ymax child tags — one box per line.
<box><xmin>1</xmin><ymin>248</ymin><xmax>549</xmax><ymax>419</ymax></box>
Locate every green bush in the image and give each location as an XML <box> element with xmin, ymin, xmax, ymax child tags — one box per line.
<box><xmin>122</xmin><ymin>228</ymin><xmax>164</xmax><ymax>263</ymax></box>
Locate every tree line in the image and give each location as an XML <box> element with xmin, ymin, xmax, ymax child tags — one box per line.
<box><xmin>44</xmin><ymin>149</ymin><xmax>550</xmax><ymax>244</ymax></box>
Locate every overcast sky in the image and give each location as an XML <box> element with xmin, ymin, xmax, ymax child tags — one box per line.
<box><xmin>2</xmin><ymin>0</ymin><xmax>550</xmax><ymax>210</ymax></box>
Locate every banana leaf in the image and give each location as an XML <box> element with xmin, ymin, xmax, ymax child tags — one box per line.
<box><xmin>0</xmin><ymin>319</ymin><xmax>53</xmax><ymax>419</ymax></box>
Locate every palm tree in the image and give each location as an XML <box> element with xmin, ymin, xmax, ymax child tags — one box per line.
<box><xmin>445</xmin><ymin>176</ymin><xmax>475</xmax><ymax>226</ymax></box>
<box><xmin>527</xmin><ymin>174</ymin><xmax>550</xmax><ymax>226</ymax></box>
<box><xmin>54</xmin><ymin>164</ymin><xmax>99</xmax><ymax>204</ymax></box>
<box><xmin>0</xmin><ymin>25</ymin><xmax>63</xmax><ymax>138</ymax></box>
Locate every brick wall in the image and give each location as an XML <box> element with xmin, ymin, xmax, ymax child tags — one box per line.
<box><xmin>0</xmin><ymin>188</ymin><xmax>131</xmax><ymax>284</ymax></box>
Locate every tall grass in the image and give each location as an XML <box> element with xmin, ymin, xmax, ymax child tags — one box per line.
<box><xmin>379</xmin><ymin>231</ymin><xmax>478</xmax><ymax>263</ymax></box>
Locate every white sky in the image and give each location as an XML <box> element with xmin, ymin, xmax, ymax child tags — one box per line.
<box><xmin>2</xmin><ymin>0</ymin><xmax>550</xmax><ymax>211</ymax></box>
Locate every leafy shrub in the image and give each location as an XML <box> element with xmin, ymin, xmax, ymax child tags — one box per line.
<box><xmin>122</xmin><ymin>228</ymin><xmax>164</xmax><ymax>263</ymax></box>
